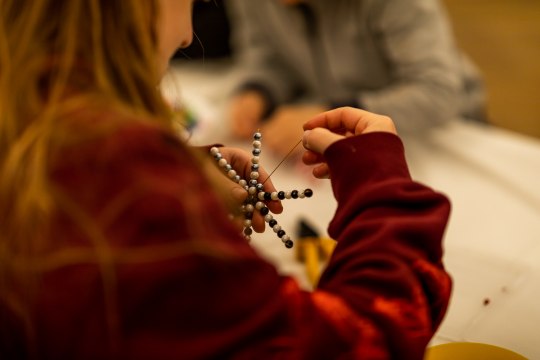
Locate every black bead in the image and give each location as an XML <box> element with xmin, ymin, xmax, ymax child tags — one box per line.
<box><xmin>249</xmin><ymin>179</ymin><xmax>258</xmax><ymax>186</ymax></box>
<box><xmin>291</xmin><ymin>190</ymin><xmax>299</xmax><ymax>199</ymax></box>
<box><xmin>285</xmin><ymin>240</ymin><xmax>294</xmax><ymax>249</ymax></box>
<box><xmin>264</xmin><ymin>192</ymin><xmax>272</xmax><ymax>201</ymax></box>
<box><xmin>256</xmin><ymin>183</ymin><xmax>264</xmax><ymax>192</ymax></box>
<box><xmin>251</xmin><ymin>164</ymin><xmax>259</xmax><ymax>171</ymax></box>
<box><xmin>304</xmin><ymin>189</ymin><xmax>313</xmax><ymax>198</ymax></box>
<box><xmin>269</xmin><ymin>219</ymin><xmax>277</xmax><ymax>227</ymax></box>
<box><xmin>244</xmin><ymin>228</ymin><xmax>253</xmax><ymax>236</ymax></box>
<box><xmin>253</xmin><ymin>132</ymin><xmax>262</xmax><ymax>140</ymax></box>
<box><xmin>277</xmin><ymin>230</ymin><xmax>286</xmax><ymax>237</ymax></box>
<box><xmin>278</xmin><ymin>191</ymin><xmax>285</xmax><ymax>200</ymax></box>
<box><xmin>252</xmin><ymin>149</ymin><xmax>261</xmax><ymax>156</ymax></box>
<box><xmin>245</xmin><ymin>212</ymin><xmax>253</xmax><ymax>220</ymax></box>
<box><xmin>260</xmin><ymin>207</ymin><xmax>269</xmax><ymax>216</ymax></box>
<box><xmin>225</xmin><ymin>164</ymin><xmax>232</xmax><ymax>172</ymax></box>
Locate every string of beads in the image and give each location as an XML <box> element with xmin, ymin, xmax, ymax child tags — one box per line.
<box><xmin>210</xmin><ymin>132</ymin><xmax>313</xmax><ymax>248</ymax></box>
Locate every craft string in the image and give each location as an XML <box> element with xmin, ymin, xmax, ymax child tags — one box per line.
<box><xmin>262</xmin><ymin>138</ymin><xmax>303</xmax><ymax>185</ymax></box>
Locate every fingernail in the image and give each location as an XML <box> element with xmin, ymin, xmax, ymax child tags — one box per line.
<box><xmin>303</xmin><ymin>130</ymin><xmax>311</xmax><ymax>148</ymax></box>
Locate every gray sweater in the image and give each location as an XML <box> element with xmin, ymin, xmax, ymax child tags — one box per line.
<box><xmin>228</xmin><ymin>0</ymin><xmax>486</xmax><ymax>132</ymax></box>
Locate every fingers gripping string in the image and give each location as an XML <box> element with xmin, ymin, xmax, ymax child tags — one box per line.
<box><xmin>210</xmin><ymin>132</ymin><xmax>313</xmax><ymax>249</ymax></box>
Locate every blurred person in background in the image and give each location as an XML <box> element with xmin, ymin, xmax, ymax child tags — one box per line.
<box><xmin>227</xmin><ymin>0</ymin><xmax>487</xmax><ymax>156</ymax></box>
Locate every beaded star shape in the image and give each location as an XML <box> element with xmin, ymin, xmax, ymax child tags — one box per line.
<box><xmin>210</xmin><ymin>132</ymin><xmax>313</xmax><ymax>248</ymax></box>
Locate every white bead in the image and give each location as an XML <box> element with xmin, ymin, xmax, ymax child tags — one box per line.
<box><xmin>252</xmin><ymin>156</ymin><xmax>260</xmax><ymax>164</ymax></box>
<box><xmin>248</xmin><ymin>187</ymin><xmax>257</xmax><ymax>195</ymax></box>
<box><xmin>227</xmin><ymin>169</ymin><xmax>237</xmax><ymax>178</ymax></box>
<box><xmin>273</xmin><ymin>225</ymin><xmax>282</xmax><ymax>233</ymax></box>
<box><xmin>281</xmin><ymin>234</ymin><xmax>291</xmax><ymax>242</ymax></box>
<box><xmin>258</xmin><ymin>192</ymin><xmax>265</xmax><ymax>200</ymax></box>
<box><xmin>245</xmin><ymin>204</ymin><xmax>254</xmax><ymax>213</ymax></box>
<box><xmin>264</xmin><ymin>214</ymin><xmax>273</xmax><ymax>223</ymax></box>
<box><xmin>271</xmin><ymin>192</ymin><xmax>279</xmax><ymax>201</ymax></box>
<box><xmin>239</xmin><ymin>179</ymin><xmax>247</xmax><ymax>187</ymax></box>
<box><xmin>218</xmin><ymin>158</ymin><xmax>227</xmax><ymax>167</ymax></box>
<box><xmin>252</xmin><ymin>140</ymin><xmax>261</xmax><ymax>148</ymax></box>
<box><xmin>210</xmin><ymin>147</ymin><xmax>219</xmax><ymax>155</ymax></box>
<box><xmin>250</xmin><ymin>171</ymin><xmax>259</xmax><ymax>180</ymax></box>
<box><xmin>255</xmin><ymin>201</ymin><xmax>265</xmax><ymax>210</ymax></box>
<box><xmin>244</xmin><ymin>219</ymin><xmax>252</xmax><ymax>228</ymax></box>
<box><xmin>299</xmin><ymin>192</ymin><xmax>306</xmax><ymax>199</ymax></box>
<box><xmin>285</xmin><ymin>191</ymin><xmax>292</xmax><ymax>199</ymax></box>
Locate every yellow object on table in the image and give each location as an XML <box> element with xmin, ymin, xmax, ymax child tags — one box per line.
<box><xmin>425</xmin><ymin>342</ymin><xmax>528</xmax><ymax>360</ymax></box>
<box><xmin>296</xmin><ymin>236</ymin><xmax>336</xmax><ymax>287</ymax></box>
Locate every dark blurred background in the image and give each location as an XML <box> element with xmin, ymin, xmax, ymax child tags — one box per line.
<box><xmin>173</xmin><ymin>0</ymin><xmax>231</xmax><ymax>60</ymax></box>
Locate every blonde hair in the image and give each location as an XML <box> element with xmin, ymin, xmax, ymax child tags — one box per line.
<box><xmin>0</xmin><ymin>0</ymin><xmax>181</xmax><ymax>353</ymax></box>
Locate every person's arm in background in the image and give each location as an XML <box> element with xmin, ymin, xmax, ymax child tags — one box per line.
<box><xmin>359</xmin><ymin>0</ymin><xmax>469</xmax><ymax>132</ymax></box>
<box><xmin>226</xmin><ymin>0</ymin><xmax>304</xmax><ymax>138</ymax></box>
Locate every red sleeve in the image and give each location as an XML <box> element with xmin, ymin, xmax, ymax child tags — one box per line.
<box><xmin>36</xmin><ymin>124</ymin><xmax>450</xmax><ymax>360</ymax></box>
<box><xmin>313</xmin><ymin>133</ymin><xmax>452</xmax><ymax>359</ymax></box>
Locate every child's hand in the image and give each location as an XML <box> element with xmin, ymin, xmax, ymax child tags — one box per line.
<box><xmin>214</xmin><ymin>147</ymin><xmax>283</xmax><ymax>232</ymax></box>
<box><xmin>302</xmin><ymin>107</ymin><xmax>397</xmax><ymax>179</ymax></box>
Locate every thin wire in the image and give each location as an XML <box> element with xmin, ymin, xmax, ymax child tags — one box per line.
<box><xmin>262</xmin><ymin>139</ymin><xmax>303</xmax><ymax>185</ymax></box>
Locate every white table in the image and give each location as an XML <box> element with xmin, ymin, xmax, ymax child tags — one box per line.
<box><xmin>163</xmin><ymin>60</ymin><xmax>540</xmax><ymax>359</ymax></box>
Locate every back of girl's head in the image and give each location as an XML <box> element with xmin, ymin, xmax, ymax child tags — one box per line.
<box><xmin>0</xmin><ymin>0</ymin><xmax>168</xmax><ymax>128</ymax></box>
<box><xmin>0</xmin><ymin>0</ymin><xmax>174</xmax><ymax>334</ymax></box>
<box><xmin>0</xmin><ymin>0</ymin><xmax>171</xmax><ymax>224</ymax></box>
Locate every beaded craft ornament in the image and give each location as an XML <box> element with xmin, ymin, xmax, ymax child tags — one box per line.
<box><xmin>210</xmin><ymin>132</ymin><xmax>313</xmax><ymax>248</ymax></box>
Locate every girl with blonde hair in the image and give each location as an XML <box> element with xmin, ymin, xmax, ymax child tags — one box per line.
<box><xmin>1</xmin><ymin>0</ymin><xmax>451</xmax><ymax>358</ymax></box>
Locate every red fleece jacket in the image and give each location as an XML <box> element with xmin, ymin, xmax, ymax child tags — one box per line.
<box><xmin>0</xmin><ymin>114</ymin><xmax>451</xmax><ymax>359</ymax></box>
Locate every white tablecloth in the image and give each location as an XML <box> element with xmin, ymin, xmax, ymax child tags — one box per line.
<box><xmin>163</xmin><ymin>60</ymin><xmax>540</xmax><ymax>359</ymax></box>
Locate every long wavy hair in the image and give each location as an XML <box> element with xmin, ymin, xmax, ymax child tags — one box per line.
<box><xmin>0</xmin><ymin>0</ymin><xmax>182</xmax><ymax>354</ymax></box>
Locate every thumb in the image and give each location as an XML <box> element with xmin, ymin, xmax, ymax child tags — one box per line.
<box><xmin>303</xmin><ymin>128</ymin><xmax>344</xmax><ymax>154</ymax></box>
<box><xmin>230</xmin><ymin>185</ymin><xmax>248</xmax><ymax>204</ymax></box>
